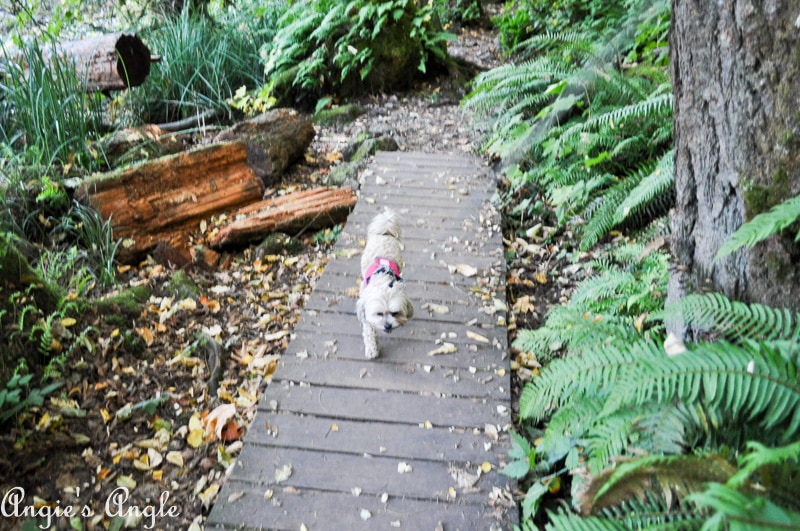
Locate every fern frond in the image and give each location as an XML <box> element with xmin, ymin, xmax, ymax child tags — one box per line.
<box><xmin>520</xmin><ymin>339</ymin><xmax>661</xmax><ymax>422</ymax></box>
<box><xmin>605</xmin><ymin>341</ymin><xmax>800</xmax><ymax>441</ymax></box>
<box><xmin>580</xmin><ymin>454</ymin><xmax>736</xmax><ymax>517</ymax></box>
<box><xmin>715</xmin><ymin>194</ymin><xmax>800</xmax><ymax>261</ymax></box>
<box><xmin>728</xmin><ymin>440</ymin><xmax>800</xmax><ymax>493</ymax></box>
<box><xmin>656</xmin><ymin>292</ymin><xmax>800</xmax><ymax>343</ymax></box>
<box><xmin>614</xmin><ymin>150</ymin><xmax>674</xmax><ymax>226</ymax></box>
<box><xmin>687</xmin><ymin>483</ymin><xmax>800</xmax><ymax>529</ymax></box>
<box><xmin>543</xmin><ymin>509</ymin><xmax>627</xmax><ymax>531</ymax></box>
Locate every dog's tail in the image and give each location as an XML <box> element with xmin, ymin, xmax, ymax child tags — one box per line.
<box><xmin>367</xmin><ymin>208</ymin><xmax>401</xmax><ymax>238</ymax></box>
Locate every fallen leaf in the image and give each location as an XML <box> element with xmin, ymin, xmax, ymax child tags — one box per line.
<box><xmin>205</xmin><ymin>403</ymin><xmax>237</xmax><ymax>440</ymax></box>
<box><xmin>451</xmin><ymin>263</ymin><xmax>478</xmax><ymax>277</ymax></box>
<box><xmin>274</xmin><ymin>464</ymin><xmax>293</xmax><ymax>483</ymax></box>
<box><xmin>133</xmin><ymin>448</ymin><xmax>163</xmax><ymax>471</ymax></box>
<box><xmin>466</xmin><ymin>330</ymin><xmax>490</xmax><ymax>344</ymax></box>
<box><xmin>428</xmin><ymin>342</ymin><xmax>457</xmax><ymax>356</ymax></box>
<box><xmin>197</xmin><ymin>483</ymin><xmax>220</xmax><ymax>509</ymax></box>
<box><xmin>423</xmin><ymin>303</ymin><xmax>450</xmax><ymax>314</ymax></box>
<box><xmin>166</xmin><ymin>451</ymin><xmax>184</xmax><ymax>467</ymax></box>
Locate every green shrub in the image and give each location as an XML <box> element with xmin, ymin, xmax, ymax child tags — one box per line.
<box><xmin>264</xmin><ymin>0</ymin><xmax>453</xmax><ymax>107</ymax></box>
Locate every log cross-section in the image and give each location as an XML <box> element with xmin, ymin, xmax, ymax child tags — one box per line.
<box><xmin>42</xmin><ymin>33</ymin><xmax>152</xmax><ymax>92</ymax></box>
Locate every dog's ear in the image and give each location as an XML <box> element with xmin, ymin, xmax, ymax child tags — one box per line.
<box><xmin>403</xmin><ymin>296</ymin><xmax>414</xmax><ymax>320</ymax></box>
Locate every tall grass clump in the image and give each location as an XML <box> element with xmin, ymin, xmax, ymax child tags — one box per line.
<box><xmin>124</xmin><ymin>3</ymin><xmax>276</xmax><ymax>125</ymax></box>
<box><xmin>0</xmin><ymin>41</ymin><xmax>107</xmax><ymax>170</ymax></box>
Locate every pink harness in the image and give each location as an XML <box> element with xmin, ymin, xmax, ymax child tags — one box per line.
<box><xmin>364</xmin><ymin>257</ymin><xmax>402</xmax><ymax>286</ymax></box>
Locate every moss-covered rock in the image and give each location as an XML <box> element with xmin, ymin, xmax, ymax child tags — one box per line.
<box><xmin>166</xmin><ymin>270</ymin><xmax>201</xmax><ymax>300</ymax></box>
<box><xmin>313</xmin><ymin>104</ymin><xmax>368</xmax><ymax>126</ymax></box>
<box><xmin>253</xmin><ymin>233</ymin><xmax>305</xmax><ymax>260</ymax></box>
<box><xmin>95</xmin><ymin>285</ymin><xmax>152</xmax><ymax>317</ymax></box>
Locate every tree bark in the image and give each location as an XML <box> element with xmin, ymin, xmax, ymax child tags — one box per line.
<box><xmin>75</xmin><ymin>141</ymin><xmax>265</xmax><ymax>264</ymax></box>
<box><xmin>209</xmin><ymin>187</ymin><xmax>357</xmax><ymax>249</ymax></box>
<box><xmin>668</xmin><ymin>0</ymin><xmax>800</xmax><ymax>336</ymax></box>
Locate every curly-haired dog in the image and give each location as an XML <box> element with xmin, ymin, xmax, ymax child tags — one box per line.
<box><xmin>357</xmin><ymin>209</ymin><xmax>414</xmax><ymax>359</ymax></box>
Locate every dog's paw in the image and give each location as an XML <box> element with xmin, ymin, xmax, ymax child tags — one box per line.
<box><xmin>364</xmin><ymin>345</ymin><xmax>380</xmax><ymax>359</ymax></box>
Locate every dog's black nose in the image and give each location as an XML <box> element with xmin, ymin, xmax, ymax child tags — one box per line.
<box><xmin>383</xmin><ymin>323</ymin><xmax>393</xmax><ymax>333</ymax></box>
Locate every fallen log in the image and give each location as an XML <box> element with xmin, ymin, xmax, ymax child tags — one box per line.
<box><xmin>36</xmin><ymin>33</ymin><xmax>153</xmax><ymax>92</ymax></box>
<box><xmin>75</xmin><ymin>141</ymin><xmax>264</xmax><ymax>264</ymax></box>
<box><xmin>209</xmin><ymin>187</ymin><xmax>358</xmax><ymax>249</ymax></box>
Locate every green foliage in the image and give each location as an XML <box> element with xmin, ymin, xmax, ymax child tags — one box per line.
<box><xmin>465</xmin><ymin>0</ymin><xmax>673</xmax><ymax>248</ymax></box>
<box><xmin>513</xmin><ymin>241</ymin><xmax>668</xmax><ymax>364</ymax></box>
<box><xmin>517</xmin><ymin>304</ymin><xmax>800</xmax><ymax>521</ymax></box>
<box><xmin>657</xmin><ymin>292</ymin><xmax>800</xmax><ymax>344</ymax></box>
<box><xmin>59</xmin><ymin>201</ymin><xmax>121</xmax><ymax>288</ymax></box>
<box><xmin>687</xmin><ymin>483</ymin><xmax>800</xmax><ymax>530</ymax></box>
<box><xmin>715</xmin><ymin>193</ymin><xmax>800</xmax><ymax>262</ymax></box>
<box><xmin>263</xmin><ymin>0</ymin><xmax>452</xmax><ymax>106</ymax></box>
<box><xmin>493</xmin><ymin>0</ymin><xmax>629</xmax><ymax>53</ymax></box>
<box><xmin>501</xmin><ymin>430</ymin><xmax>536</xmax><ymax>479</ymax></box>
<box><xmin>0</xmin><ymin>370</ymin><xmax>62</xmax><ymax>423</ymax></box>
<box><xmin>125</xmin><ymin>4</ymin><xmax>269</xmax><ymax>125</ymax></box>
<box><xmin>0</xmin><ymin>40</ymin><xmax>107</xmax><ymax>170</ymax></box>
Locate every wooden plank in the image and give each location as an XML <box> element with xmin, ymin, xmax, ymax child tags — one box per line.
<box><xmin>291</xmin><ymin>311</ymin><xmax>506</xmax><ymax>347</ymax></box>
<box><xmin>303</xmin><ymin>294</ymin><xmax>501</xmax><ymax>326</ymax></box>
<box><xmin>225</xmin><ymin>446</ymin><xmax>510</xmax><ymax>504</ymax></box>
<box><xmin>262</xmin><ymin>383</ymin><xmax>510</xmax><ymax>428</ymax></box>
<box><xmin>206</xmin><ymin>482</ymin><xmax>511</xmax><ymax>531</ymax></box>
<box><xmin>283</xmin><ymin>333</ymin><xmax>509</xmax><ymax>372</ymax></box>
<box><xmin>206</xmin><ymin>151</ymin><xmax>517</xmax><ymax>530</ymax></box>
<box><xmin>274</xmin><ymin>354</ymin><xmax>509</xmax><ymax>399</ymax></box>
<box><xmin>245</xmin><ymin>413</ymin><xmax>508</xmax><ymax>462</ymax></box>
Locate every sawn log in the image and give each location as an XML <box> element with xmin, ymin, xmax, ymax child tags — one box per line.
<box><xmin>40</xmin><ymin>33</ymin><xmax>152</xmax><ymax>92</ymax></box>
<box><xmin>209</xmin><ymin>187</ymin><xmax>358</xmax><ymax>249</ymax></box>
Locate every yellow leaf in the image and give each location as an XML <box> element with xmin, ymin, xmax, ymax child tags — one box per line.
<box><xmin>480</xmin><ymin>462</ymin><xmax>492</xmax><ymax>473</ymax></box>
<box><xmin>100</xmin><ymin>408</ymin><xmax>111</xmax><ymax>424</ymax></box>
<box><xmin>187</xmin><ymin>429</ymin><xmax>205</xmax><ymax>449</ymax></box>
<box><xmin>534</xmin><ymin>272</ymin><xmax>547</xmax><ymax>285</ymax></box>
<box><xmin>466</xmin><ymin>330</ymin><xmax>490</xmax><ymax>344</ymax></box>
<box><xmin>117</xmin><ymin>475</ymin><xmax>137</xmax><ymax>490</ymax></box>
<box><xmin>61</xmin><ymin>317</ymin><xmax>77</xmax><ymax>328</ymax></box>
<box><xmin>428</xmin><ymin>342</ymin><xmax>457</xmax><ymax>356</ymax></box>
<box><xmin>166</xmin><ymin>451</ymin><xmax>184</xmax><ymax>467</ymax></box>
<box><xmin>197</xmin><ymin>483</ymin><xmax>220</xmax><ymax>510</ymax></box>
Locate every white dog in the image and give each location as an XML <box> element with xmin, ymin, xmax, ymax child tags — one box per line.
<box><xmin>357</xmin><ymin>209</ymin><xmax>414</xmax><ymax>359</ymax></box>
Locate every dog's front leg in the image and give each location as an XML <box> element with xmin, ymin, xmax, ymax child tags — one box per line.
<box><xmin>362</xmin><ymin>321</ymin><xmax>380</xmax><ymax>359</ymax></box>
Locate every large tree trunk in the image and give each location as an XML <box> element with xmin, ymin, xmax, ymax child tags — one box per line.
<box><xmin>668</xmin><ymin>0</ymin><xmax>800</xmax><ymax>336</ymax></box>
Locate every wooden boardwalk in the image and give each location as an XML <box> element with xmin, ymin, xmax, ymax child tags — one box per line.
<box><xmin>206</xmin><ymin>151</ymin><xmax>518</xmax><ymax>530</ymax></box>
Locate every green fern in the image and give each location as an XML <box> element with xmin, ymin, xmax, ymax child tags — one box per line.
<box><xmin>656</xmin><ymin>292</ymin><xmax>800</xmax><ymax>343</ymax></box>
<box><xmin>580</xmin><ymin>454</ymin><xmax>737</xmax><ymax>517</ymax></box>
<box><xmin>604</xmin><ymin>340</ymin><xmax>800</xmax><ymax>440</ymax></box>
<box><xmin>715</xmin><ymin>194</ymin><xmax>800</xmax><ymax>261</ymax></box>
<box><xmin>613</xmin><ymin>150</ymin><xmax>674</xmax><ymax>226</ymax></box>
<box><xmin>687</xmin><ymin>483</ymin><xmax>800</xmax><ymax>529</ymax></box>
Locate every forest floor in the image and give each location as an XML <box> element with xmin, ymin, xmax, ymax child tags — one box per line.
<box><xmin>0</xmin><ymin>16</ymin><xmax>584</xmax><ymax>531</ymax></box>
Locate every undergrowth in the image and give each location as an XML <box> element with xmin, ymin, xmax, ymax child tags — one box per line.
<box><xmin>481</xmin><ymin>0</ymin><xmax>800</xmax><ymax>529</ymax></box>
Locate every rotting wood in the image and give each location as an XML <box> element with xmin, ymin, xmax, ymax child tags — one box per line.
<box><xmin>31</xmin><ymin>33</ymin><xmax>152</xmax><ymax>92</ymax></box>
<box><xmin>75</xmin><ymin>141</ymin><xmax>264</xmax><ymax>264</ymax></box>
<box><xmin>209</xmin><ymin>187</ymin><xmax>357</xmax><ymax>249</ymax></box>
